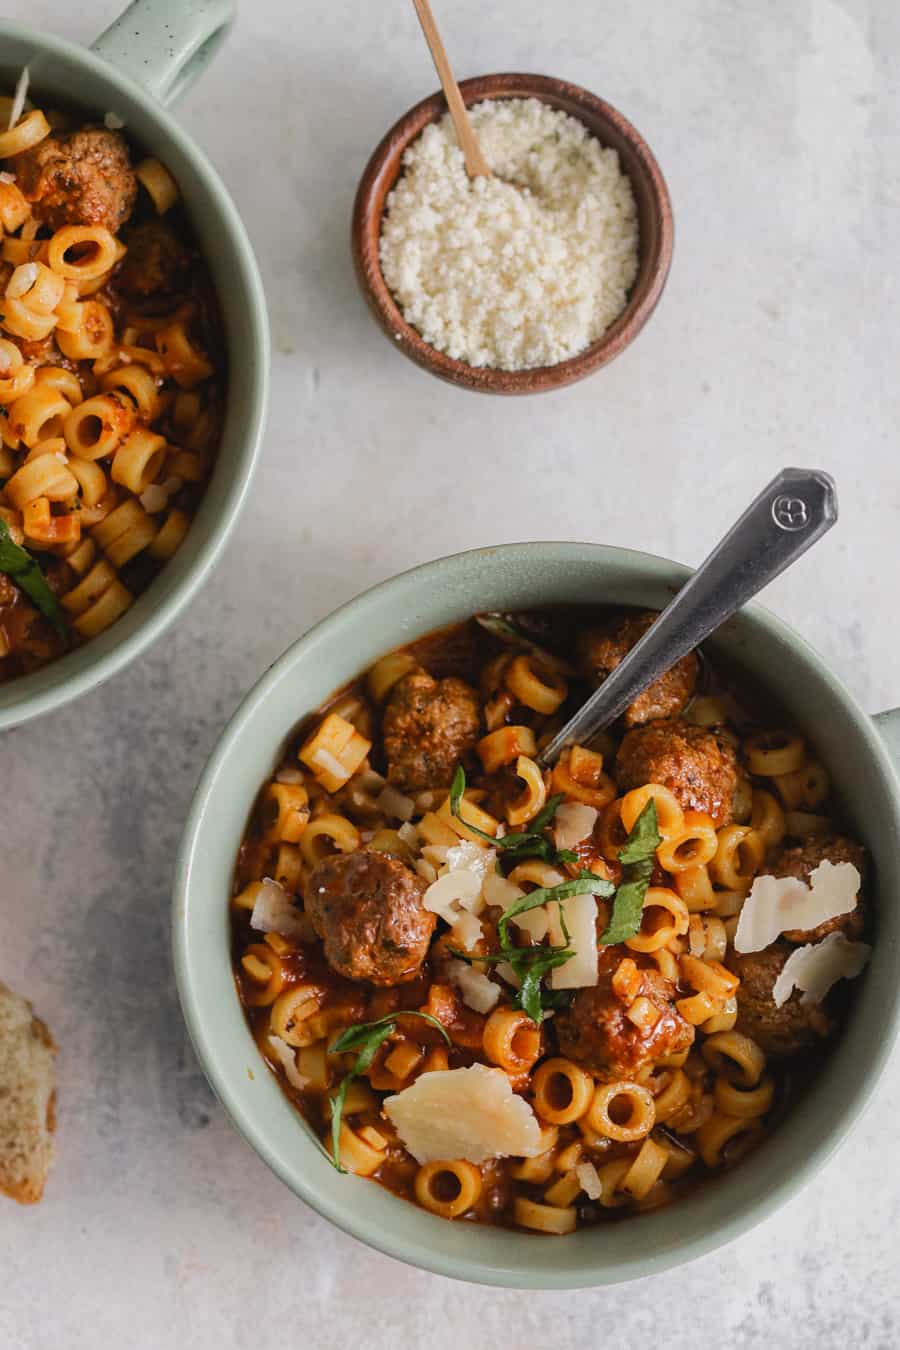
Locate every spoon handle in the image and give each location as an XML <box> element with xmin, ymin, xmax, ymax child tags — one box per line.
<box><xmin>538</xmin><ymin>467</ymin><xmax>838</xmax><ymax>765</ymax></box>
<box><xmin>411</xmin><ymin>0</ymin><xmax>492</xmax><ymax>179</ymax></box>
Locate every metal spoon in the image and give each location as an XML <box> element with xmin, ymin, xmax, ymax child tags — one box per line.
<box><xmin>538</xmin><ymin>467</ymin><xmax>838</xmax><ymax>765</ymax></box>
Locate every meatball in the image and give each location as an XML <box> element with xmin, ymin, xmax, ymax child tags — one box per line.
<box><xmin>382</xmin><ymin>670</ymin><xmax>481</xmax><ymax>792</ymax></box>
<box><xmin>116</xmin><ymin>220</ymin><xmax>190</xmax><ymax>296</ymax></box>
<box><xmin>305</xmin><ymin>850</ymin><xmax>435</xmax><ymax>986</ymax></box>
<box><xmin>772</xmin><ymin>834</ymin><xmax>867</xmax><ymax>943</ymax></box>
<box><xmin>579</xmin><ymin>612</ymin><xmax>699</xmax><ymax>727</ymax></box>
<box><xmin>728</xmin><ymin>944</ymin><xmax>833</xmax><ymax>1057</ymax></box>
<box><xmin>15</xmin><ymin>128</ymin><xmax>137</xmax><ymax>233</ymax></box>
<box><xmin>616</xmin><ymin>718</ymin><xmax>738</xmax><ymax>828</ymax></box>
<box><xmin>554</xmin><ymin>966</ymin><xmax>695</xmax><ymax>1079</ymax></box>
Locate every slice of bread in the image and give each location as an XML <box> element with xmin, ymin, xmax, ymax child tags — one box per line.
<box><xmin>0</xmin><ymin>981</ymin><xmax>57</xmax><ymax>1204</ymax></box>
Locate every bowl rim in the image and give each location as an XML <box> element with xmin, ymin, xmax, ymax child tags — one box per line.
<box><xmin>352</xmin><ymin>72</ymin><xmax>674</xmax><ymax>394</ymax></box>
<box><xmin>0</xmin><ymin>21</ymin><xmax>270</xmax><ymax>730</ymax></box>
<box><xmin>173</xmin><ymin>541</ymin><xmax>900</xmax><ymax>1288</ymax></box>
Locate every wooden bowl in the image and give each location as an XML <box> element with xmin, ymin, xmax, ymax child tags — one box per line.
<box><xmin>352</xmin><ymin>73</ymin><xmax>673</xmax><ymax>395</ymax></box>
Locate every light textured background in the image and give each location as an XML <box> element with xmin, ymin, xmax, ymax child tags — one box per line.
<box><xmin>3</xmin><ymin>1</ymin><xmax>899</xmax><ymax>1346</ymax></box>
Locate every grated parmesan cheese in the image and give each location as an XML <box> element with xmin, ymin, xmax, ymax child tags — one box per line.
<box><xmin>553</xmin><ymin>803</ymin><xmax>597</xmax><ymax>851</ymax></box>
<box><xmin>445</xmin><ymin>959</ymin><xmax>501</xmax><ymax>1014</ymax></box>
<box><xmin>379</xmin><ymin>98</ymin><xmax>639</xmax><ymax>371</ymax></box>
<box><xmin>735</xmin><ymin>861</ymin><xmax>861</xmax><ymax>953</ymax></box>
<box><xmin>267</xmin><ymin>1035</ymin><xmax>309</xmax><ymax>1091</ymax></box>
<box><xmin>250</xmin><ymin>877</ymin><xmax>314</xmax><ymax>942</ymax></box>
<box><xmin>547</xmin><ymin>892</ymin><xmax>599</xmax><ymax>989</ymax></box>
<box><xmin>383</xmin><ymin>1063</ymin><xmax>542</xmax><ymax>1163</ymax></box>
<box><xmin>772</xmin><ymin>932</ymin><xmax>871</xmax><ymax>1007</ymax></box>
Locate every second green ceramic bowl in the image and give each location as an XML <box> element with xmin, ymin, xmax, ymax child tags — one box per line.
<box><xmin>0</xmin><ymin>5</ymin><xmax>268</xmax><ymax>730</ymax></box>
<box><xmin>174</xmin><ymin>542</ymin><xmax>900</xmax><ymax>1287</ymax></box>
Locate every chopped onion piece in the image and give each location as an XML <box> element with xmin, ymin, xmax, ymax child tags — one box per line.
<box><xmin>553</xmin><ymin>802</ymin><xmax>597</xmax><ymax>851</ymax></box>
<box><xmin>397</xmin><ymin>822</ymin><xmax>419</xmax><ymax>847</ymax></box>
<box><xmin>376</xmin><ymin>784</ymin><xmax>415</xmax><ymax>822</ymax></box>
<box><xmin>576</xmin><ymin>1160</ymin><xmax>603</xmax><ymax>1200</ymax></box>
<box><xmin>275</xmin><ymin>766</ymin><xmax>305</xmax><ymax>785</ymax></box>
<box><xmin>267</xmin><ymin>1035</ymin><xmax>309</xmax><ymax>1091</ymax></box>
<box><xmin>250</xmin><ymin>877</ymin><xmax>314</xmax><ymax>941</ymax></box>
<box><xmin>772</xmin><ymin>932</ymin><xmax>871</xmax><ymax>1007</ymax></box>
<box><xmin>445</xmin><ymin>959</ymin><xmax>501</xmax><ymax>1014</ymax></box>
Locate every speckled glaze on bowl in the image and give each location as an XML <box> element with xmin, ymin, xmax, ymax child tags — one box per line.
<box><xmin>353</xmin><ymin>73</ymin><xmax>673</xmax><ymax>394</ymax></box>
<box><xmin>0</xmin><ymin>3</ymin><xmax>268</xmax><ymax>730</ymax></box>
<box><xmin>174</xmin><ymin>542</ymin><xmax>900</xmax><ymax>1288</ymax></box>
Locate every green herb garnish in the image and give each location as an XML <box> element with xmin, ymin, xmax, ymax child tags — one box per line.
<box><xmin>498</xmin><ymin>871</ymin><xmax>614</xmax><ymax>950</ymax></box>
<box><xmin>327</xmin><ymin>1011</ymin><xmax>450</xmax><ymax>1172</ymax></box>
<box><xmin>0</xmin><ymin>519</ymin><xmax>67</xmax><ymax>638</ymax></box>
<box><xmin>599</xmin><ymin>798</ymin><xmax>661</xmax><ymax>944</ymax></box>
<box><xmin>449</xmin><ymin>765</ymin><xmax>570</xmax><ymax>864</ymax></box>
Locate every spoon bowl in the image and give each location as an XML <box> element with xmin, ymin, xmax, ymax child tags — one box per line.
<box><xmin>352</xmin><ymin>72</ymin><xmax>673</xmax><ymax>394</ymax></box>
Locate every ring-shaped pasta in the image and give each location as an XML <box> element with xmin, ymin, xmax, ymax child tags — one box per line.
<box><xmin>506</xmin><ymin>754</ymin><xmax>548</xmax><ymax>827</ymax></box>
<box><xmin>482</xmin><ymin>1007</ymin><xmax>542</xmax><ymax>1073</ymax></box>
<box><xmin>586</xmin><ymin>1081</ymin><xmax>656</xmax><ymax>1142</ymax></box>
<box><xmin>99</xmin><ymin>363</ymin><xmax>162</xmax><ymax>421</ymax></box>
<box><xmin>674</xmin><ymin>863</ymin><xmax>716</xmax><ymax>913</ymax></box>
<box><xmin>64</xmin><ymin>393</ymin><xmax>136</xmax><ymax>461</ymax></box>
<box><xmin>620</xmin><ymin>783</ymin><xmax>686</xmax><ymax>841</ymax></box>
<box><xmin>271</xmin><ymin>843</ymin><xmax>304</xmax><ymax>894</ymax></box>
<box><xmin>111</xmin><ymin>427</ymin><xmax>167</xmax><ymax>493</ymax></box>
<box><xmin>6</xmin><ymin>261</ymin><xmax>65</xmax><ymax>312</ymax></box>
<box><xmin>687</xmin><ymin>913</ymin><xmax>728</xmax><ymax>962</ymax></box>
<box><xmin>135</xmin><ymin>156</ymin><xmax>180</xmax><ymax>214</ymax></box>
<box><xmin>701</xmin><ymin>1030</ymin><xmax>766</xmax><ymax>1088</ymax></box>
<box><xmin>0</xmin><ymin>178</ymin><xmax>30</xmax><ymax>233</ymax></box>
<box><xmin>531</xmin><ymin>1058</ymin><xmax>594</xmax><ymax>1125</ymax></box>
<box><xmin>0</xmin><ymin>109</ymin><xmax>50</xmax><ymax>158</ymax></box>
<box><xmin>23</xmin><ymin>497</ymin><xmax>80</xmax><ymax>546</ymax></box>
<box><xmin>550</xmin><ymin>749</ymin><xmax>616</xmax><ymax>810</ymax></box>
<box><xmin>477</xmin><ymin>724</ymin><xmax>536</xmax><ymax>775</ymax></box>
<box><xmin>334</xmin><ymin>1121</ymin><xmax>387</xmax><ymax>1177</ymax></box>
<box><xmin>774</xmin><ymin>760</ymin><xmax>830</xmax><ymax>811</ymax></box>
<box><xmin>686</xmin><ymin>695</ymin><xmax>729</xmax><ymax>728</ymax></box>
<box><xmin>744</xmin><ymin>732</ymin><xmax>805</xmax><ymax>777</ymax></box>
<box><xmin>67</xmin><ymin>458</ymin><xmax>107</xmax><ymax>509</ymax></box>
<box><xmin>35</xmin><ymin>365</ymin><xmax>83</xmax><ymax>405</ymax></box>
<box><xmin>269</xmin><ymin>985</ymin><xmax>323</xmax><ymax>1046</ymax></box>
<box><xmin>299</xmin><ymin>813</ymin><xmax>361</xmax><ymax>867</ymax></box>
<box><xmin>750</xmin><ymin>789</ymin><xmax>787</xmax><ymax>851</ymax></box>
<box><xmin>649</xmin><ymin>1068</ymin><xmax>692</xmax><ymax>1123</ymax></box>
<box><xmin>701</xmin><ymin>996</ymin><xmax>738</xmax><ymax>1035</ymax></box>
<box><xmin>156</xmin><ymin>320</ymin><xmax>214</xmax><ymax>389</ymax></box>
<box><xmin>365</xmin><ymin>650</ymin><xmax>417</xmax><ymax>703</ymax></box>
<box><xmin>624</xmin><ymin>887</ymin><xmax>689</xmax><ymax>954</ymax></box>
<box><xmin>713</xmin><ymin>1074</ymin><xmax>775</xmax><ymax>1120</ymax></box>
<box><xmin>240</xmin><ymin>943</ymin><xmax>286</xmax><ymax>1007</ymax></box>
<box><xmin>71</xmin><ymin>577</ymin><xmax>132</xmax><ymax>639</ymax></box>
<box><xmin>0</xmin><ymin>340</ymin><xmax>35</xmax><ymax>404</ymax></box>
<box><xmin>679</xmin><ymin>954</ymin><xmax>739</xmax><ymax>1005</ymax></box>
<box><xmin>512</xmin><ymin>1196</ymin><xmax>576</xmax><ymax>1234</ymax></box>
<box><xmin>47</xmin><ymin>225</ymin><xmax>123</xmax><ymax>281</ymax></box>
<box><xmin>5</xmin><ymin>451</ymin><xmax>77</xmax><ymax>510</ymax></box>
<box><xmin>57</xmin><ymin>300</ymin><xmax>114</xmax><ymax>361</ymax></box>
<box><xmin>784</xmin><ymin>810</ymin><xmax>832</xmax><ymax>839</ymax></box>
<box><xmin>505</xmin><ymin>652</ymin><xmax>567</xmax><ymax>714</ymax></box>
<box><xmin>260</xmin><ymin>781</ymin><xmax>311</xmax><ymax>844</ymax></box>
<box><xmin>656</xmin><ymin>810</ymin><xmax>719</xmax><ymax>872</ymax></box>
<box><xmin>709</xmin><ymin>824</ymin><xmax>765</xmax><ymax>892</ymax></box>
<box><xmin>414</xmin><ymin>1160</ymin><xmax>482</xmax><ymax>1219</ymax></box>
<box><xmin>6</xmin><ymin>384</ymin><xmax>71</xmax><ymax>448</ymax></box>
<box><xmin>621</xmin><ymin>1136</ymin><xmax>668</xmax><ymax>1201</ymax></box>
<box><xmin>148</xmin><ymin>507</ymin><xmax>190</xmax><ymax>561</ymax></box>
<box><xmin>696</xmin><ymin>1112</ymin><xmax>764</xmax><ymax>1168</ymax></box>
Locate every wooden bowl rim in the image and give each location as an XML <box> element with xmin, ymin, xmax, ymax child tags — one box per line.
<box><xmin>352</xmin><ymin>72</ymin><xmax>674</xmax><ymax>395</ymax></box>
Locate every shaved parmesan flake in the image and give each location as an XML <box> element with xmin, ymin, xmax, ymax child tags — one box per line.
<box><xmin>576</xmin><ymin>1160</ymin><xmax>603</xmax><ymax>1199</ymax></box>
<box><xmin>275</xmin><ymin>766</ymin><xmax>305</xmax><ymax>785</ymax></box>
<box><xmin>734</xmin><ymin>861</ymin><xmax>861</xmax><ymax>953</ymax></box>
<box><xmin>376</xmin><ymin>784</ymin><xmax>415</xmax><ymax>822</ymax></box>
<box><xmin>8</xmin><ymin>68</ymin><xmax>28</xmax><ymax>131</ymax></box>
<box><xmin>483</xmin><ymin>870</ymin><xmax>524</xmax><ymax>911</ymax></box>
<box><xmin>104</xmin><ymin>110</ymin><xmax>125</xmax><ymax>130</ymax></box>
<box><xmin>445</xmin><ymin>959</ymin><xmax>501</xmax><ymax>1014</ymax></box>
<box><xmin>444</xmin><ymin>840</ymin><xmax>496</xmax><ymax>880</ymax></box>
<box><xmin>267</xmin><ymin>1035</ymin><xmax>309</xmax><ymax>1091</ymax></box>
<box><xmin>547</xmin><ymin>892</ymin><xmax>599</xmax><ymax>989</ymax></box>
<box><xmin>449</xmin><ymin>909</ymin><xmax>484</xmax><ymax>951</ymax></box>
<box><xmin>553</xmin><ymin>802</ymin><xmax>597</xmax><ymax>851</ymax></box>
<box><xmin>512</xmin><ymin>905</ymin><xmax>550</xmax><ymax>943</ymax></box>
<box><xmin>250</xmin><ymin>878</ymin><xmax>313</xmax><ymax>941</ymax></box>
<box><xmin>423</xmin><ymin>870</ymin><xmax>482</xmax><ymax>923</ymax></box>
<box><xmin>496</xmin><ymin>960</ymin><xmax>521</xmax><ymax>989</ymax></box>
<box><xmin>384</xmin><ymin>1063</ymin><xmax>542</xmax><ymax>1163</ymax></box>
<box><xmin>773</xmin><ymin>932</ymin><xmax>871</xmax><ymax>1007</ymax></box>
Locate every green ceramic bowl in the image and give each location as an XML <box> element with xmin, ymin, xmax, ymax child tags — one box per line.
<box><xmin>174</xmin><ymin>543</ymin><xmax>900</xmax><ymax>1287</ymax></box>
<box><xmin>0</xmin><ymin>1</ymin><xmax>268</xmax><ymax>730</ymax></box>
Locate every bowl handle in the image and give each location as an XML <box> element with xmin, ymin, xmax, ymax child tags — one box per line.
<box><xmin>91</xmin><ymin>0</ymin><xmax>235</xmax><ymax>106</ymax></box>
<box><xmin>873</xmin><ymin>708</ymin><xmax>900</xmax><ymax>772</ymax></box>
